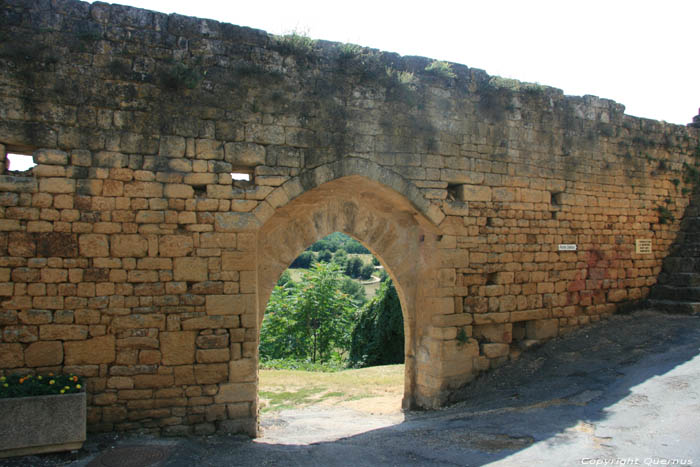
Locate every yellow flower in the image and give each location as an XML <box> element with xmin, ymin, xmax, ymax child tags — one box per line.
<box><xmin>60</xmin><ymin>389</ymin><xmax>65</xmax><ymax>394</ymax></box>
<box><xmin>49</xmin><ymin>379</ymin><xmax>55</xmax><ymax>385</ymax></box>
<box><xmin>37</xmin><ymin>375</ymin><xmax>42</xmax><ymax>380</ymax></box>
<box><xmin>64</xmin><ymin>386</ymin><xmax>70</xmax><ymax>390</ymax></box>
<box><xmin>2</xmin><ymin>383</ymin><xmax>7</xmax><ymax>388</ymax></box>
<box><xmin>76</xmin><ymin>384</ymin><xmax>81</xmax><ymax>389</ymax></box>
<box><xmin>0</xmin><ymin>376</ymin><xmax>5</xmax><ymax>382</ymax></box>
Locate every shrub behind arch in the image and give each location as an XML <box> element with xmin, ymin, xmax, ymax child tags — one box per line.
<box><xmin>348</xmin><ymin>279</ymin><xmax>404</xmax><ymax>368</ymax></box>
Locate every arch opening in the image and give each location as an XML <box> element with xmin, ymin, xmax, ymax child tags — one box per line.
<box><xmin>257</xmin><ymin>232</ymin><xmax>406</xmax><ymax>416</ymax></box>
<box><xmin>255</xmin><ymin>175</ymin><xmax>442</xmax><ymax>421</ymax></box>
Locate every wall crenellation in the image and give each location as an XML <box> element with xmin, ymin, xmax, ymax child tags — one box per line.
<box><xmin>0</xmin><ymin>0</ymin><xmax>698</xmax><ymax>437</ymax></box>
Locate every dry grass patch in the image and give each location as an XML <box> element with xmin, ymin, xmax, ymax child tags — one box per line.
<box><xmin>259</xmin><ymin>364</ymin><xmax>404</xmax><ymax>414</ymax></box>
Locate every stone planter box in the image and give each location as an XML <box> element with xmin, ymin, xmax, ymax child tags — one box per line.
<box><xmin>0</xmin><ymin>392</ymin><xmax>86</xmax><ymax>458</ymax></box>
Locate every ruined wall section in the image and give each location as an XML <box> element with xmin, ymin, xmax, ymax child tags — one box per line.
<box><xmin>0</xmin><ymin>0</ymin><xmax>698</xmax><ymax>434</ymax></box>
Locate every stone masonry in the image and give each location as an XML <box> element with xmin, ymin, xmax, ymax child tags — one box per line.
<box><xmin>0</xmin><ymin>0</ymin><xmax>698</xmax><ymax>436</ymax></box>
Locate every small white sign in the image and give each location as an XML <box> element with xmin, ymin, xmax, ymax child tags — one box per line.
<box><xmin>558</xmin><ymin>244</ymin><xmax>577</xmax><ymax>251</ymax></box>
<box><xmin>635</xmin><ymin>239</ymin><xmax>652</xmax><ymax>254</ymax></box>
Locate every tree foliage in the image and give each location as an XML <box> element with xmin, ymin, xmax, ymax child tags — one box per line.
<box><xmin>260</xmin><ymin>262</ymin><xmax>357</xmax><ymax>364</ymax></box>
<box><xmin>290</xmin><ymin>250</ymin><xmax>315</xmax><ymax>269</ymax></box>
<box><xmin>348</xmin><ymin>280</ymin><xmax>404</xmax><ymax>368</ymax></box>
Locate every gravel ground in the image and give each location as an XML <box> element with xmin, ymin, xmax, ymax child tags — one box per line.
<box><xmin>2</xmin><ymin>308</ymin><xmax>699</xmax><ymax>467</ymax></box>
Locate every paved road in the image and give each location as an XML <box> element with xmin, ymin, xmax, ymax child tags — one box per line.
<box><xmin>3</xmin><ymin>309</ymin><xmax>699</xmax><ymax>466</ymax></box>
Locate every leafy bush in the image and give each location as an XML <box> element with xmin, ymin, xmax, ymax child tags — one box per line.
<box><xmin>340</xmin><ymin>276</ymin><xmax>367</xmax><ymax>306</ymax></box>
<box><xmin>277</xmin><ymin>270</ymin><xmax>293</xmax><ymax>287</ymax></box>
<box><xmin>424</xmin><ymin>60</ymin><xmax>456</xmax><ymax>79</ymax></box>
<box><xmin>259</xmin><ymin>359</ymin><xmax>345</xmax><ymax>372</ymax></box>
<box><xmin>349</xmin><ymin>280</ymin><xmax>404</xmax><ymax>368</ymax></box>
<box><xmin>317</xmin><ymin>249</ymin><xmax>333</xmax><ymax>263</ymax></box>
<box><xmin>275</xmin><ymin>30</ymin><xmax>316</xmax><ymax>59</ymax></box>
<box><xmin>0</xmin><ymin>373</ymin><xmax>84</xmax><ymax>398</ymax></box>
<box><xmin>359</xmin><ymin>263</ymin><xmax>375</xmax><ymax>280</ymax></box>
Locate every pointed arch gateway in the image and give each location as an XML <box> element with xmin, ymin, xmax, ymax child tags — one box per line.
<box><xmin>256</xmin><ymin>160</ymin><xmax>443</xmax><ymax>410</ymax></box>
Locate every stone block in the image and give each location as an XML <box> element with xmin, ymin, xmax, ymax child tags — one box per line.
<box><xmin>160</xmin><ymin>331</ymin><xmax>196</xmax><ymax>365</ymax></box>
<box><xmin>133</xmin><ymin>374</ymin><xmax>175</xmax><ymax>388</ymax></box>
<box><xmin>457</xmin><ymin>184</ymin><xmax>491</xmax><ymax>202</ymax></box>
<box><xmin>170</xmin><ymin>257</ymin><xmax>207</xmax><ymax>282</ymax></box>
<box><xmin>206</xmin><ymin>294</ymin><xmax>254</xmax><ymax>316</ymax></box>
<box><xmin>221</xmin><ymin>251</ymin><xmax>255</xmax><ymax>271</ymax></box>
<box><xmin>229</xmin><ymin>358</ymin><xmax>256</xmax><ymax>382</ymax></box>
<box><xmin>164</xmin><ymin>184</ymin><xmax>194</xmax><ymax>198</ymax></box>
<box><xmin>431</xmin><ymin>313</ymin><xmax>473</xmax><ymax>327</ymax></box>
<box><xmin>224</xmin><ymin>142</ymin><xmax>266</xmax><ymax>166</ymax></box>
<box><xmin>525</xmin><ymin>319</ymin><xmax>559</xmax><ymax>339</ymax></box>
<box><xmin>0</xmin><ymin>343</ymin><xmax>24</xmax><ymax>368</ymax></box>
<box><xmin>64</xmin><ymin>335</ymin><xmax>115</xmax><ymax>365</ymax></box>
<box><xmin>39</xmin><ymin>178</ymin><xmax>75</xmax><ymax>194</ymax></box>
<box><xmin>111</xmin><ymin>234</ymin><xmax>148</xmax><ymax>257</ymax></box>
<box><xmin>159</xmin><ymin>235</ymin><xmax>193</xmax><ymax>257</ymax></box>
<box><xmin>194</xmin><ymin>363</ymin><xmax>228</xmax><ymax>384</ymax></box>
<box><xmin>214</xmin><ymin>383</ymin><xmax>257</xmax><ymax>403</ymax></box>
<box><xmin>482</xmin><ymin>343</ymin><xmax>510</xmax><ymax>358</ymax></box>
<box><xmin>8</xmin><ymin>232</ymin><xmax>35</xmax><ymax>257</ymax></box>
<box><xmin>215</xmin><ymin>213</ymin><xmax>260</xmax><ymax>232</ymax></box>
<box><xmin>473</xmin><ymin>323</ymin><xmax>512</xmax><ymax>343</ymax></box>
<box><xmin>35</xmin><ymin>149</ymin><xmax>68</xmax><ymax>165</ymax></box>
<box><xmin>24</xmin><ymin>341</ymin><xmax>64</xmax><ymax>366</ymax></box>
<box><xmin>37</xmin><ymin>232</ymin><xmax>78</xmax><ymax>257</ymax></box>
<box><xmin>196</xmin><ymin>334</ymin><xmax>229</xmax><ymax>349</ymax></box>
<box><xmin>196</xmin><ymin>349</ymin><xmax>230</xmax><ymax>363</ymax></box>
<box><xmin>111</xmin><ymin>314</ymin><xmax>166</xmax><ymax>330</ymax></box>
<box><xmin>182</xmin><ymin>316</ymin><xmax>238</xmax><ymax>330</ymax></box>
<box><xmin>39</xmin><ymin>325</ymin><xmax>88</xmax><ymax>341</ymax></box>
<box><xmin>79</xmin><ymin>234</ymin><xmax>109</xmax><ymax>257</ymax></box>
<box><xmin>123</xmin><ymin>181</ymin><xmax>163</xmax><ymax>198</ymax></box>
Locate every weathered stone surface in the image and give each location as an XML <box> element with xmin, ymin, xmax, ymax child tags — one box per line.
<box><xmin>194</xmin><ymin>363</ymin><xmax>228</xmax><ymax>384</ymax></box>
<box><xmin>173</xmin><ymin>257</ymin><xmax>208</xmax><ymax>281</ymax></box>
<box><xmin>229</xmin><ymin>358</ymin><xmax>256</xmax><ymax>382</ymax></box>
<box><xmin>0</xmin><ymin>343</ymin><xmax>23</xmax><ymax>368</ymax></box>
<box><xmin>64</xmin><ymin>335</ymin><xmax>116</xmax><ymax>364</ymax></box>
<box><xmin>159</xmin><ymin>235</ymin><xmax>193</xmax><ymax>257</ymax></box>
<box><xmin>525</xmin><ymin>319</ymin><xmax>559</xmax><ymax>340</ymax></box>
<box><xmin>160</xmin><ymin>331</ymin><xmax>196</xmax><ymax>365</ymax></box>
<box><xmin>24</xmin><ymin>341</ymin><xmax>63</xmax><ymax>366</ymax></box>
<box><xmin>214</xmin><ymin>383</ymin><xmax>257</xmax><ymax>403</ymax></box>
<box><xmin>79</xmin><ymin>234</ymin><xmax>109</xmax><ymax>257</ymax></box>
<box><xmin>111</xmin><ymin>234</ymin><xmax>148</xmax><ymax>257</ymax></box>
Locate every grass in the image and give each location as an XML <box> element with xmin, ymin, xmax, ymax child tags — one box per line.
<box><xmin>258</xmin><ymin>364</ymin><xmax>404</xmax><ymax>413</ymax></box>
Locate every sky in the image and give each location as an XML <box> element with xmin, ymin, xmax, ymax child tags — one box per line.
<box><xmin>84</xmin><ymin>0</ymin><xmax>698</xmax><ymax>126</ymax></box>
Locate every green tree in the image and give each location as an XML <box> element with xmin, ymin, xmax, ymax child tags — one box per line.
<box><xmin>339</xmin><ymin>276</ymin><xmax>367</xmax><ymax>306</ymax></box>
<box><xmin>348</xmin><ymin>280</ymin><xmax>404</xmax><ymax>368</ymax></box>
<box><xmin>290</xmin><ymin>250</ymin><xmax>315</xmax><ymax>269</ymax></box>
<box><xmin>344</xmin><ymin>256</ymin><xmax>363</xmax><ymax>278</ymax></box>
<box><xmin>332</xmin><ymin>249</ymin><xmax>348</xmax><ymax>269</ymax></box>
<box><xmin>317</xmin><ymin>249</ymin><xmax>333</xmax><ymax>263</ymax></box>
<box><xmin>260</xmin><ymin>262</ymin><xmax>356</xmax><ymax>364</ymax></box>
<box><xmin>359</xmin><ymin>263</ymin><xmax>375</xmax><ymax>280</ymax></box>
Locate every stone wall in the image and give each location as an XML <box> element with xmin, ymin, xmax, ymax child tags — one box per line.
<box><xmin>0</xmin><ymin>0</ymin><xmax>698</xmax><ymax>436</ymax></box>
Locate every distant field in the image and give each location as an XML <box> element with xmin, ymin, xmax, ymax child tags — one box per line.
<box><xmin>287</xmin><ymin>265</ymin><xmax>383</xmax><ymax>298</ymax></box>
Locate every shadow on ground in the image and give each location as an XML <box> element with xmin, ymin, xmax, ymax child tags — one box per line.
<box><xmin>2</xmin><ymin>308</ymin><xmax>699</xmax><ymax>467</ymax></box>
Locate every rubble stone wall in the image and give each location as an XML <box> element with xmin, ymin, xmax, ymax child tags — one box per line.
<box><xmin>0</xmin><ymin>0</ymin><xmax>698</xmax><ymax>436</ymax></box>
